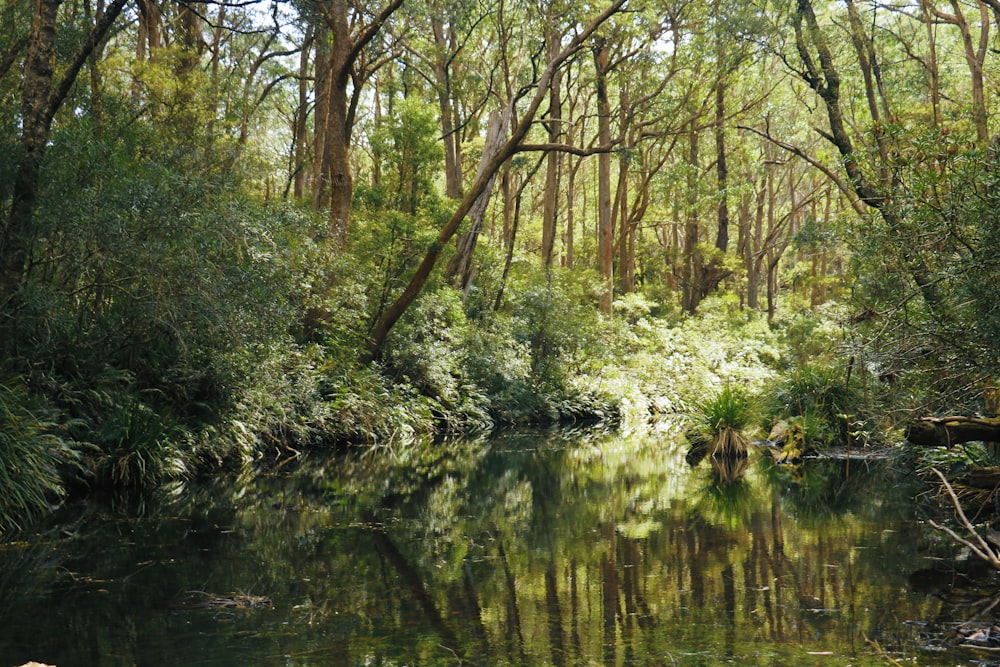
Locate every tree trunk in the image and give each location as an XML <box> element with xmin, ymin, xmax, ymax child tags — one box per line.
<box><xmin>446</xmin><ymin>109</ymin><xmax>510</xmax><ymax>294</ymax></box>
<box><xmin>1</xmin><ymin>0</ymin><xmax>128</xmax><ymax>304</ymax></box>
<box><xmin>931</xmin><ymin>0</ymin><xmax>990</xmax><ymax>147</ymax></box>
<box><xmin>594</xmin><ymin>39</ymin><xmax>614</xmax><ymax>314</ymax></box>
<box><xmin>324</xmin><ymin>0</ymin><xmax>354</xmax><ymax>247</ymax></box>
<box><xmin>697</xmin><ymin>74</ymin><xmax>731</xmax><ymax>301</ymax></box>
<box><xmin>614</xmin><ymin>81</ymin><xmax>632</xmax><ymax>294</ymax></box>
<box><xmin>794</xmin><ymin>0</ymin><xmax>944</xmax><ymax>315</ymax></box>
<box><xmin>746</xmin><ymin>176</ymin><xmax>765</xmax><ymax>310</ymax></box>
<box><xmin>713</xmin><ymin>78</ymin><xmax>729</xmax><ymax>256</ymax></box>
<box><xmin>0</xmin><ymin>0</ymin><xmax>60</xmax><ymax>303</ymax></box>
<box><xmin>293</xmin><ymin>25</ymin><xmax>314</xmax><ymax>200</ymax></box>
<box><xmin>314</xmin><ymin>0</ymin><xmax>404</xmax><ymax>247</ymax></box>
<box><xmin>433</xmin><ymin>17</ymin><xmax>463</xmax><ymax>200</ymax></box>
<box><xmin>86</xmin><ymin>0</ymin><xmax>109</xmax><ymax>136</ymax></box>
<box><xmin>541</xmin><ymin>22</ymin><xmax>562</xmax><ymax>270</ymax></box>
<box><xmin>615</xmin><ymin>139</ymin><xmax>631</xmax><ymax>293</ymax></box>
<box><xmin>312</xmin><ymin>34</ymin><xmax>331</xmax><ymax>210</ymax></box>
<box><xmin>682</xmin><ymin>121</ymin><xmax>700</xmax><ymax>314</ymax></box>
<box><xmin>919</xmin><ymin>0</ymin><xmax>942</xmax><ymax>128</ymax></box>
<box><xmin>494</xmin><ymin>158</ymin><xmax>543</xmax><ymax>311</ymax></box>
<box><xmin>845</xmin><ymin>0</ymin><xmax>889</xmax><ymax>172</ymax></box>
<box><xmin>565</xmin><ymin>155</ymin><xmax>578</xmax><ymax>269</ymax></box>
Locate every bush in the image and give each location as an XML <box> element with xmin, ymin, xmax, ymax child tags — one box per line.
<box><xmin>767</xmin><ymin>361</ymin><xmax>863</xmax><ymax>448</ymax></box>
<box><xmin>91</xmin><ymin>391</ymin><xmax>188</xmax><ymax>488</ymax></box>
<box><xmin>0</xmin><ymin>376</ymin><xmax>79</xmax><ymax>531</ymax></box>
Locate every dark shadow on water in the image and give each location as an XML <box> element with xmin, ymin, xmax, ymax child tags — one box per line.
<box><xmin>0</xmin><ymin>426</ymin><xmax>981</xmax><ymax>666</ymax></box>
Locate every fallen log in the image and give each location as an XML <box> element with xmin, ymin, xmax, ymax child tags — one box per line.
<box><xmin>906</xmin><ymin>416</ymin><xmax>1000</xmax><ymax>447</ymax></box>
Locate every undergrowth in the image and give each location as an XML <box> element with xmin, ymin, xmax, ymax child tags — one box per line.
<box><xmin>0</xmin><ymin>263</ymin><xmax>864</xmax><ymax>533</ymax></box>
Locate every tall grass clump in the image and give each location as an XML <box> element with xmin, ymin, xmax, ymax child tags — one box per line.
<box><xmin>90</xmin><ymin>390</ymin><xmax>188</xmax><ymax>488</ymax></box>
<box><xmin>0</xmin><ymin>377</ymin><xmax>79</xmax><ymax>531</ymax></box>
<box><xmin>691</xmin><ymin>384</ymin><xmax>758</xmax><ymax>458</ymax></box>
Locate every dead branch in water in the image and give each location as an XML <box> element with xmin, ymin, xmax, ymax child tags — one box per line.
<box><xmin>929</xmin><ymin>467</ymin><xmax>1000</xmax><ymax>570</ymax></box>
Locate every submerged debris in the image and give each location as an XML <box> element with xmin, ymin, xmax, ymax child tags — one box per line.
<box><xmin>179</xmin><ymin>590</ymin><xmax>272</xmax><ymax>611</ymax></box>
<box><xmin>957</xmin><ymin>622</ymin><xmax>1000</xmax><ymax>650</ymax></box>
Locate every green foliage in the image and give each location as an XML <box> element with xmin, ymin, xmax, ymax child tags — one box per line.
<box><xmin>0</xmin><ymin>376</ymin><xmax>79</xmax><ymax>531</ymax></box>
<box><xmin>366</xmin><ymin>97</ymin><xmax>445</xmax><ymax>213</ymax></box>
<box><xmin>686</xmin><ymin>383</ymin><xmax>759</xmax><ymax>458</ymax></box>
<box><xmin>849</xmin><ymin>133</ymin><xmax>1000</xmax><ymax>412</ymax></box>
<box><xmin>508</xmin><ymin>268</ymin><xmax>609</xmax><ymax>382</ymax></box>
<box><xmin>694</xmin><ymin>384</ymin><xmax>758</xmax><ymax>435</ymax></box>
<box><xmin>1</xmin><ymin>95</ymin><xmax>346</xmax><ymax>486</ymax></box>
<box><xmin>384</xmin><ymin>287</ymin><xmax>493</xmax><ymax>432</ymax></box>
<box><xmin>767</xmin><ymin>361</ymin><xmax>863</xmax><ymax>449</ymax></box>
<box><xmin>92</xmin><ymin>391</ymin><xmax>188</xmax><ymax>488</ymax></box>
<box><xmin>687</xmin><ymin>384</ymin><xmax>757</xmax><ymax>458</ymax></box>
<box><xmin>774</xmin><ymin>304</ymin><xmax>846</xmax><ymax>367</ymax></box>
<box><xmin>347</xmin><ymin>205</ymin><xmax>448</xmax><ymax>341</ymax></box>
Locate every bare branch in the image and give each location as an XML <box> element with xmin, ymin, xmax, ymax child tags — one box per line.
<box><xmin>515</xmin><ymin>142</ymin><xmax>617</xmax><ymax>157</ymax></box>
<box><xmin>737</xmin><ymin>124</ymin><xmax>866</xmax><ymax>215</ymax></box>
<box><xmin>930</xmin><ymin>467</ymin><xmax>1000</xmax><ymax>569</ymax></box>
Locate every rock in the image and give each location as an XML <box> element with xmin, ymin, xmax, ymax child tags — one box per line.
<box><xmin>768</xmin><ymin>420</ymin><xmax>789</xmax><ymax>446</ymax></box>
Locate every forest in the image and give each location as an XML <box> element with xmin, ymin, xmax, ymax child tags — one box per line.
<box><xmin>2</xmin><ymin>0</ymin><xmax>1000</xmax><ymax>534</ymax></box>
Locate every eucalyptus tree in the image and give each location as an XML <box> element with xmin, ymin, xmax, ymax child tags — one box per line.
<box><xmin>540</xmin><ymin>0</ymin><xmax>567</xmax><ymax>271</ymax></box>
<box><xmin>667</xmin><ymin>0</ymin><xmax>770</xmax><ymax>313</ymax></box>
<box><xmin>409</xmin><ymin>0</ymin><xmax>489</xmax><ymax>201</ymax></box>
<box><xmin>365</xmin><ymin>0</ymin><xmax>628</xmax><ymax>359</ymax></box>
<box><xmin>769</xmin><ymin>0</ymin><xmax>1000</xmax><ymax>406</ymax></box>
<box><xmin>304</xmin><ymin>0</ymin><xmax>405</xmax><ymax>247</ymax></box>
<box><xmin>606</xmin><ymin>8</ymin><xmax>688</xmax><ymax>296</ymax></box>
<box><xmin>923</xmin><ymin>0</ymin><xmax>990</xmax><ymax>147</ymax></box>
<box><xmin>576</xmin><ymin>0</ymin><xmax>694</xmax><ymax>312</ymax></box>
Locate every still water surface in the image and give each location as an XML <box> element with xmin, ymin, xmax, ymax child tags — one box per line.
<box><xmin>1</xmin><ymin>428</ymin><xmax>996</xmax><ymax>666</ymax></box>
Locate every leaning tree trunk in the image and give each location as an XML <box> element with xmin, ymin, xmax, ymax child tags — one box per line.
<box><xmin>446</xmin><ymin>108</ymin><xmax>510</xmax><ymax>295</ymax></box>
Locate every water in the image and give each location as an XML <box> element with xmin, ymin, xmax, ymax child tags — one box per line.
<box><xmin>0</xmin><ymin>427</ymin><xmax>995</xmax><ymax>666</ymax></box>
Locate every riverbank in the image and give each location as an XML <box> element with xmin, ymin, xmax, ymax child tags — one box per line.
<box><xmin>2</xmin><ymin>292</ymin><xmax>839</xmax><ymax>533</ymax></box>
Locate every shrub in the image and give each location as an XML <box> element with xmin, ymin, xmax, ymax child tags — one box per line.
<box><xmin>91</xmin><ymin>391</ymin><xmax>188</xmax><ymax>488</ymax></box>
<box><xmin>0</xmin><ymin>376</ymin><xmax>79</xmax><ymax>531</ymax></box>
<box><xmin>767</xmin><ymin>361</ymin><xmax>862</xmax><ymax>448</ymax></box>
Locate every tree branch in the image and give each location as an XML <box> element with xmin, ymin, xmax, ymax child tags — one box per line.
<box><xmin>45</xmin><ymin>0</ymin><xmax>130</xmax><ymax>126</ymax></box>
<box><xmin>515</xmin><ymin>142</ymin><xmax>617</xmax><ymax>157</ymax></box>
<box><xmin>737</xmin><ymin>124</ymin><xmax>866</xmax><ymax>215</ymax></box>
<box><xmin>0</xmin><ymin>35</ymin><xmax>28</xmax><ymax>82</ymax></box>
<box><xmin>347</xmin><ymin>0</ymin><xmax>405</xmax><ymax>69</ymax></box>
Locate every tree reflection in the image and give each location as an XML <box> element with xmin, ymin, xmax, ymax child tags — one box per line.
<box><xmin>0</xmin><ymin>428</ymin><xmax>964</xmax><ymax>666</ymax></box>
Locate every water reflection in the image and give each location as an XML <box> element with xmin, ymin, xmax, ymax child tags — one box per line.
<box><xmin>0</xmin><ymin>428</ymin><xmax>990</xmax><ymax>666</ymax></box>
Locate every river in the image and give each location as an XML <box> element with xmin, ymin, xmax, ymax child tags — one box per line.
<box><xmin>1</xmin><ymin>427</ymin><xmax>996</xmax><ymax>666</ymax></box>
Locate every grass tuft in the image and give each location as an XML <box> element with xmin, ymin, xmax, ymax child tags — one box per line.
<box><xmin>691</xmin><ymin>384</ymin><xmax>758</xmax><ymax>458</ymax></box>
